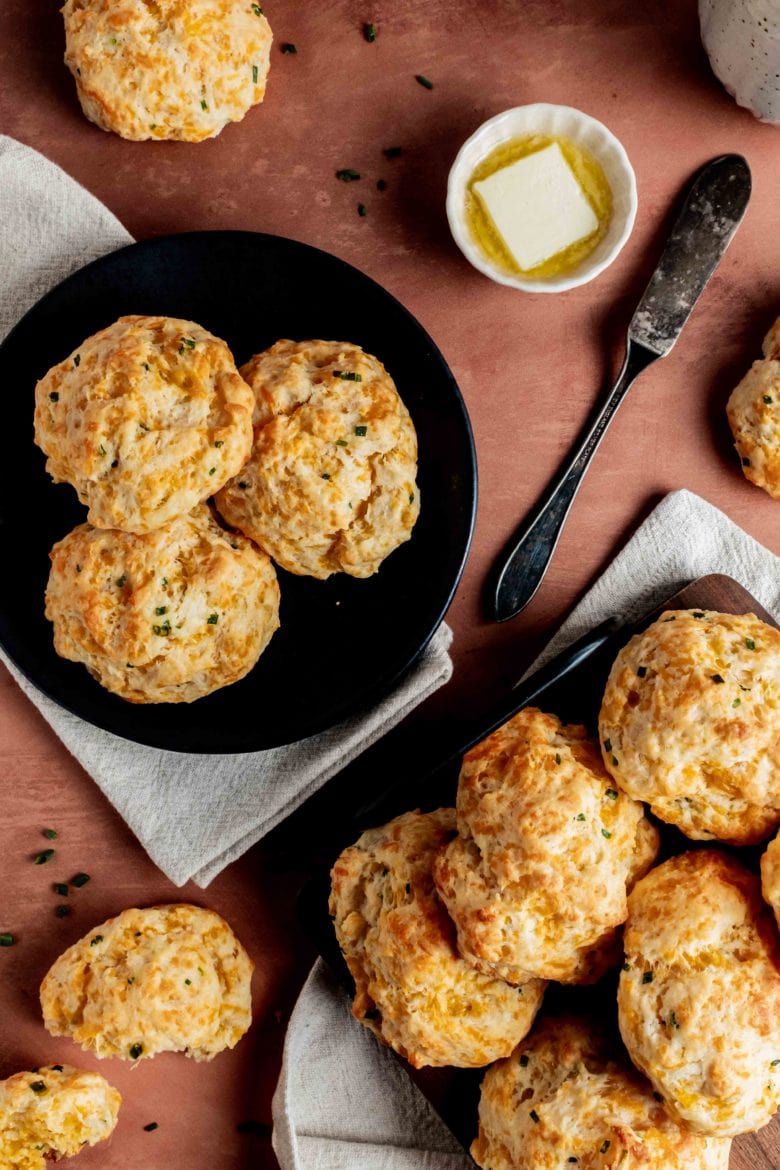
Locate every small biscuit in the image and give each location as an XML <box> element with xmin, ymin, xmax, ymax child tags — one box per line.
<box><xmin>62</xmin><ymin>0</ymin><xmax>273</xmax><ymax>142</ymax></box>
<box><xmin>45</xmin><ymin>505</ymin><xmax>280</xmax><ymax>703</ymax></box>
<box><xmin>433</xmin><ymin>708</ymin><xmax>659</xmax><ymax>984</ymax></box>
<box><xmin>727</xmin><ymin>355</ymin><xmax>780</xmax><ymax>499</ymax></box>
<box><xmin>215</xmin><ymin>339</ymin><xmax>420</xmax><ymax>579</ymax></box>
<box><xmin>34</xmin><ymin>316</ymin><xmax>254</xmax><ymax>533</ymax></box>
<box><xmin>329</xmin><ymin>809</ymin><xmax>545</xmax><ymax>1069</ymax></box>
<box><xmin>471</xmin><ymin>1016</ymin><xmax>731</xmax><ymax>1170</ymax></box>
<box><xmin>618</xmin><ymin>850</ymin><xmax>780</xmax><ymax>1136</ymax></box>
<box><xmin>0</xmin><ymin>1064</ymin><xmax>120</xmax><ymax>1170</ymax></box>
<box><xmin>760</xmin><ymin>829</ymin><xmax>780</xmax><ymax>927</ymax></box>
<box><xmin>40</xmin><ymin>904</ymin><xmax>253</xmax><ymax>1062</ymax></box>
<box><xmin>599</xmin><ymin>609</ymin><xmax>780</xmax><ymax>844</ymax></box>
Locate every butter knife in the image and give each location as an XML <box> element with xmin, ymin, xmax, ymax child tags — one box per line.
<box><xmin>490</xmin><ymin>154</ymin><xmax>752</xmax><ymax>623</ymax></box>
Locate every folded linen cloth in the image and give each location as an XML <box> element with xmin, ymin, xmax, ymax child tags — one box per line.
<box><xmin>0</xmin><ymin>135</ymin><xmax>454</xmax><ymax>887</ymax></box>
<box><xmin>272</xmin><ymin>488</ymin><xmax>780</xmax><ymax>1170</ymax></box>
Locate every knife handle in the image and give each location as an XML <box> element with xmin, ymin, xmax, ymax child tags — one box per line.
<box><xmin>489</xmin><ymin>338</ymin><xmax>657</xmax><ymax>622</ymax></box>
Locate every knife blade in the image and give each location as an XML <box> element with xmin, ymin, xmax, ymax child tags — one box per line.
<box><xmin>489</xmin><ymin>154</ymin><xmax>752</xmax><ymax>624</ymax></box>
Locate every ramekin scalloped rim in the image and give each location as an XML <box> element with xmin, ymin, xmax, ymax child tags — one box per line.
<box><xmin>446</xmin><ymin>103</ymin><xmax>638</xmax><ymax>293</ymax></box>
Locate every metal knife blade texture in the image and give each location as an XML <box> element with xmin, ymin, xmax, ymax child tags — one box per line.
<box><xmin>629</xmin><ymin>154</ymin><xmax>752</xmax><ymax>356</ymax></box>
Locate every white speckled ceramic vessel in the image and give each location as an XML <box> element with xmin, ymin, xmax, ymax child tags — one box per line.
<box><xmin>700</xmin><ymin>0</ymin><xmax>780</xmax><ymax>123</ymax></box>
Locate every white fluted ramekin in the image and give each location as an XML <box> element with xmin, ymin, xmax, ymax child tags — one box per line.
<box><xmin>446</xmin><ymin>103</ymin><xmax>637</xmax><ymax>293</ymax></box>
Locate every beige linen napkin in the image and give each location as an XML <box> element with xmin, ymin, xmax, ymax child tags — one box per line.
<box><xmin>0</xmin><ymin>135</ymin><xmax>454</xmax><ymax>887</ymax></box>
<box><xmin>272</xmin><ymin>488</ymin><xmax>780</xmax><ymax>1170</ymax></box>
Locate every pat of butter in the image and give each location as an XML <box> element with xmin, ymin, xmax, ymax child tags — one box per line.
<box><xmin>473</xmin><ymin>142</ymin><xmax>599</xmax><ymax>271</ymax></box>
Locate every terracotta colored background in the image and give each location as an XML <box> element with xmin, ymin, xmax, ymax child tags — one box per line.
<box><xmin>1</xmin><ymin>0</ymin><xmax>779</xmax><ymax>1167</ymax></box>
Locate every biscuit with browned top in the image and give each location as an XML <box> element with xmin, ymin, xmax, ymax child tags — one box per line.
<box><xmin>433</xmin><ymin>708</ymin><xmax>659</xmax><ymax>985</ymax></box>
<box><xmin>215</xmin><ymin>339</ymin><xmax>419</xmax><ymax>578</ymax></box>
<box><xmin>472</xmin><ymin>1016</ymin><xmax>731</xmax><ymax>1170</ymax></box>
<box><xmin>34</xmin><ymin>316</ymin><xmax>254</xmax><ymax>533</ymax></box>
<box><xmin>329</xmin><ymin>809</ymin><xmax>545</xmax><ymax>1069</ymax></box>
<box><xmin>62</xmin><ymin>0</ymin><xmax>272</xmax><ymax>142</ymax></box>
<box><xmin>599</xmin><ymin>609</ymin><xmax>780</xmax><ymax>844</ymax></box>
<box><xmin>40</xmin><ymin>904</ymin><xmax>253</xmax><ymax>1061</ymax></box>
<box><xmin>618</xmin><ymin>850</ymin><xmax>780</xmax><ymax>1136</ymax></box>
<box><xmin>45</xmin><ymin>505</ymin><xmax>279</xmax><ymax>703</ymax></box>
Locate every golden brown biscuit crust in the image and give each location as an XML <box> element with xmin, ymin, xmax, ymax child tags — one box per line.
<box><xmin>433</xmin><ymin>708</ymin><xmax>659</xmax><ymax>984</ymax></box>
<box><xmin>618</xmin><ymin>850</ymin><xmax>780</xmax><ymax>1136</ymax></box>
<box><xmin>599</xmin><ymin>609</ymin><xmax>780</xmax><ymax>844</ymax></box>
<box><xmin>34</xmin><ymin>316</ymin><xmax>253</xmax><ymax>533</ymax></box>
<box><xmin>727</xmin><ymin>358</ymin><xmax>780</xmax><ymax>499</ymax></box>
<box><xmin>329</xmin><ymin>809</ymin><xmax>545</xmax><ymax>1069</ymax></box>
<box><xmin>215</xmin><ymin>339</ymin><xmax>420</xmax><ymax>579</ymax></box>
<box><xmin>62</xmin><ymin>0</ymin><xmax>273</xmax><ymax>142</ymax></box>
<box><xmin>0</xmin><ymin>1064</ymin><xmax>121</xmax><ymax>1170</ymax></box>
<box><xmin>40</xmin><ymin>904</ymin><xmax>253</xmax><ymax>1062</ymax></box>
<box><xmin>472</xmin><ymin>1016</ymin><xmax>731</xmax><ymax>1170</ymax></box>
<box><xmin>45</xmin><ymin>505</ymin><xmax>279</xmax><ymax>703</ymax></box>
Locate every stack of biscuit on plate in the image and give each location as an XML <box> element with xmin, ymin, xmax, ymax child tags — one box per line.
<box><xmin>34</xmin><ymin>318</ymin><xmax>419</xmax><ymax>703</ymax></box>
<box><xmin>330</xmin><ymin>606</ymin><xmax>780</xmax><ymax>1167</ymax></box>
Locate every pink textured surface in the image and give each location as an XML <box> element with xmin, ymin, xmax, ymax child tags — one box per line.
<box><xmin>0</xmin><ymin>1</ymin><xmax>779</xmax><ymax>1167</ymax></box>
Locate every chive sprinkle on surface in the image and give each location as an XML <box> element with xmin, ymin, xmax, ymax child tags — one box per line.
<box><xmin>0</xmin><ymin>933</ymin><xmax>14</xmax><ymax>947</ymax></box>
<box><xmin>144</xmin><ymin>1122</ymin><xmax>159</xmax><ymax>1132</ymax></box>
<box><xmin>354</xmin><ymin>424</ymin><xmax>367</xmax><ymax>435</ymax></box>
<box><xmin>251</xmin><ymin>2</ymin><xmax>263</xmax><ymax>13</ymax></box>
<box><xmin>207</xmin><ymin>613</ymin><xmax>219</xmax><ymax>625</ymax></box>
<box><xmin>746</xmin><ymin>637</ymin><xmax>756</xmax><ymax>650</ymax></box>
<box><xmin>117</xmin><ymin>575</ymin><xmax>126</xmax><ymax>587</ymax></box>
<box><xmin>415</xmin><ymin>73</ymin><xmax>434</xmax><ymax>89</ymax></box>
<box><xmin>30</xmin><ymin>1082</ymin><xmax>46</xmax><ymax>1094</ymax></box>
<box><xmin>54</xmin><ymin>883</ymin><xmax>68</xmax><ymax>896</ymax></box>
<box><xmin>601</xmin><ymin>828</ymin><xmax>612</xmax><ymax>839</ymax></box>
<box><xmin>377</xmin><ymin>178</ymin><xmax>387</xmax><ymax>191</ymax></box>
<box><xmin>200</xmin><ymin>99</ymin><xmax>208</xmax><ymax>110</ymax></box>
<box><xmin>600</xmin><ymin>1141</ymin><xmax>610</xmax><ymax>1154</ymax></box>
<box><xmin>252</xmin><ymin>64</ymin><xmax>259</xmax><ymax>82</ymax></box>
<box><xmin>73</xmin><ymin>354</ymin><xmax>81</xmax><ymax>367</ymax></box>
<box><xmin>529</xmin><ymin>1109</ymin><xmax>540</xmax><ymax>1123</ymax></box>
<box><xmin>363</xmin><ymin>21</ymin><xmax>377</xmax><ymax>41</ymax></box>
<box><xmin>71</xmin><ymin>873</ymin><xmax>90</xmax><ymax>888</ymax></box>
<box><xmin>336</xmin><ymin>168</ymin><xmax>361</xmax><ymax>182</ymax></box>
<box><xmin>334</xmin><ymin>370</ymin><xmax>362</xmax><ymax>381</ymax></box>
<box><xmin>606</xmin><ymin>788</ymin><xmax>618</xmax><ymax>800</ymax></box>
<box><xmin>383</xmin><ymin>146</ymin><xmax>403</xmax><ymax>159</ymax></box>
<box><xmin>42</xmin><ymin>829</ymin><xmax>57</xmax><ymax>840</ymax></box>
<box><xmin>55</xmin><ymin>905</ymin><xmax>70</xmax><ymax>919</ymax></box>
<box><xmin>90</xmin><ymin>935</ymin><xmax>103</xmax><ymax>946</ymax></box>
<box><xmin>280</xmin><ymin>43</ymin><xmax>297</xmax><ymax>54</ymax></box>
<box><xmin>358</xmin><ymin>203</ymin><xmax>367</xmax><ymax>217</ymax></box>
<box><xmin>642</xmin><ymin>970</ymin><xmax>654</xmax><ymax>984</ymax></box>
<box><xmin>764</xmin><ymin>395</ymin><xmax>773</xmax><ymax>404</ymax></box>
<box><xmin>129</xmin><ymin>1044</ymin><xmax>143</xmax><ymax>1060</ymax></box>
<box><xmin>34</xmin><ymin>850</ymin><xmax>55</xmax><ymax>865</ymax></box>
<box><xmin>49</xmin><ymin>391</ymin><xmax>59</xmax><ymax>402</ymax></box>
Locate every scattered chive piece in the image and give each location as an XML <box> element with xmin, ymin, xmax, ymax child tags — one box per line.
<box><xmin>642</xmin><ymin>970</ymin><xmax>654</xmax><ymax>984</ymax></box>
<box><xmin>336</xmin><ymin>438</ymin><xmax>349</xmax><ymax>447</ymax></box>
<box><xmin>49</xmin><ymin>391</ymin><xmax>59</xmax><ymax>402</ymax></box>
<box><xmin>99</xmin><ymin>444</ymin><xmax>107</xmax><ymax>456</ymax></box>
<box><xmin>383</xmin><ymin>146</ymin><xmax>403</xmax><ymax>158</ymax></box>
<box><xmin>55</xmin><ymin>905</ymin><xmax>70</xmax><ymax>918</ymax></box>
<box><xmin>30</xmin><ymin>1082</ymin><xmax>46</xmax><ymax>1094</ymax></box>
<box><xmin>71</xmin><ymin>873</ymin><xmax>90</xmax><ymax>888</ymax></box>
<box><xmin>333</xmin><ymin>370</ymin><xmax>362</xmax><ymax>381</ymax></box>
<box><xmin>34</xmin><ymin>850</ymin><xmax>55</xmax><ymax>865</ymax></box>
<box><xmin>198</xmin><ymin>966</ymin><xmax>204</xmax><ymax>976</ymax></box>
<box><xmin>519</xmin><ymin>1053</ymin><xmax>529</xmax><ymax>1067</ymax></box>
<box><xmin>576</xmin><ymin>813</ymin><xmax>586</xmax><ymax>822</ymax></box>
<box><xmin>110</xmin><ymin>36</ymin><xmax>117</xmax><ymax>44</ymax></box>
<box><xmin>529</xmin><ymin>1110</ymin><xmax>540</xmax><ymax>1123</ymax></box>
<box><xmin>606</xmin><ymin>788</ymin><xmax>618</xmax><ymax>799</ymax></box>
<box><xmin>733</xmin><ymin>697</ymin><xmax>741</xmax><ymax>708</ymax></box>
<box><xmin>200</xmin><ymin>99</ymin><xmax>208</xmax><ymax>110</ymax></box>
<box><xmin>415</xmin><ymin>73</ymin><xmax>434</xmax><ymax>89</ymax></box>
<box><xmin>76</xmin><ymin>564</ymin><xmax>81</xmax><ymax>573</ymax></box>
<box><xmin>207</xmin><ymin>613</ymin><xmax>219</xmax><ymax>625</ymax></box>
<box><xmin>555</xmin><ymin>753</ymin><xmax>561</xmax><ymax>765</ymax></box>
<box><xmin>51</xmin><ymin>1065</ymin><xmax>63</xmax><ymax>1072</ymax></box>
<box><xmin>742</xmin><ymin>456</ymin><xmax>751</xmax><ymax>466</ymax></box>
<box><xmin>238</xmin><ymin>481</ymin><xmax>248</xmax><ymax>489</ymax></box>
<box><xmin>321</xmin><ymin>472</ymin><xmax>331</xmax><ymax>480</ymax></box>
<box><xmin>603</xmin><ymin>738</ymin><xmax>612</xmax><ymax>752</ymax></box>
<box><xmin>358</xmin><ymin>203</ymin><xmax>367</xmax><ymax>217</ymax></box>
<box><xmin>746</xmin><ymin>637</ymin><xmax>756</xmax><ymax>650</ymax></box>
<box><xmin>669</xmin><ymin>1010</ymin><xmax>679</xmax><ymax>1029</ymax></box>
<box><xmin>663</xmin><ymin>615</ymin><xmax>676</xmax><ymax>622</ymax></box>
<box><xmin>0</xmin><ymin>933</ymin><xmax>14</xmax><ymax>947</ymax></box>
<box><xmin>43</xmin><ymin>829</ymin><xmax>57</xmax><ymax>840</ymax></box>
<box><xmin>711</xmin><ymin>673</ymin><xmax>725</xmax><ymax>684</ymax></box>
<box><xmin>363</xmin><ymin>21</ymin><xmax>377</xmax><ymax>41</ymax></box>
<box><xmin>155</xmin><ymin>606</ymin><xmax>168</xmax><ymax>617</ymax></box>
<box><xmin>336</xmin><ymin>168</ymin><xmax>361</xmax><ymax>182</ymax></box>
<box><xmin>153</xmin><ymin>621</ymin><xmax>171</xmax><ymax>636</ymax></box>
<box><xmin>90</xmin><ymin>935</ymin><xmax>103</xmax><ymax>946</ymax></box>
<box><xmin>129</xmin><ymin>1044</ymin><xmax>143</xmax><ymax>1060</ymax></box>
<box><xmin>251</xmin><ymin>3</ymin><xmax>263</xmax><ymax>13</ymax></box>
<box><xmin>600</xmin><ymin>1141</ymin><xmax>610</xmax><ymax>1154</ymax></box>
<box><xmin>377</xmin><ymin>178</ymin><xmax>387</xmax><ymax>191</ymax></box>
<box><xmin>409</xmin><ymin>492</ymin><xmax>415</xmax><ymax>504</ymax></box>
<box><xmin>280</xmin><ymin>43</ymin><xmax>296</xmax><ymax>54</ymax></box>
<box><xmin>764</xmin><ymin>395</ymin><xmax>774</xmax><ymax>404</ymax></box>
<box><xmin>622</xmin><ymin>961</ymin><xmax>631</xmax><ymax>972</ymax></box>
<box><xmin>127</xmin><ymin>976</ymin><xmax>135</xmax><ymax>984</ymax></box>
<box><xmin>117</xmin><ymin>575</ymin><xmax>126</xmax><ymax>587</ymax></box>
<box><xmin>54</xmin><ymin>883</ymin><xmax>68</xmax><ymax>896</ymax></box>
<box><xmin>772</xmin><ymin>1060</ymin><xmax>780</xmax><ymax>1067</ymax></box>
<box><xmin>214</xmin><ymin>440</ymin><xmax>224</xmax><ymax>448</ymax></box>
<box><xmin>637</xmin><ymin>665</ymin><xmax>647</xmax><ymax>678</ymax></box>
<box><xmin>692</xmin><ymin>611</ymin><xmax>705</xmax><ymax>619</ymax></box>
<box><xmin>73</xmin><ymin>354</ymin><xmax>81</xmax><ymax>367</ymax></box>
<box><xmin>150</xmin><ymin>123</ymin><xmax>157</xmax><ymax>129</ymax></box>
<box><xmin>601</xmin><ymin>828</ymin><xmax>612</xmax><ymax>839</ymax></box>
<box><xmin>185</xmin><ymin>978</ymin><xmax>192</xmax><ymax>985</ymax></box>
<box><xmin>143</xmin><ymin>1122</ymin><xmax>159</xmax><ymax>1132</ymax></box>
<box><xmin>209</xmin><ymin>467</ymin><xmax>216</xmax><ymax>475</ymax></box>
<box><xmin>354</xmin><ymin>424</ymin><xmax>367</xmax><ymax>435</ymax></box>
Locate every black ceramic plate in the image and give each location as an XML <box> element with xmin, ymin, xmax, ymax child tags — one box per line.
<box><xmin>0</xmin><ymin>231</ymin><xmax>476</xmax><ymax>753</ymax></box>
